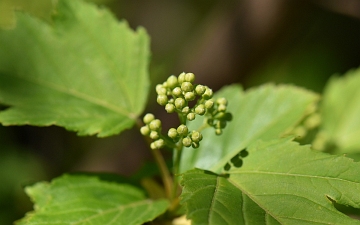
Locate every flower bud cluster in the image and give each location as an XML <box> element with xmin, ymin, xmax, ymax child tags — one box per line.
<box><xmin>140</xmin><ymin>113</ymin><xmax>165</xmax><ymax>150</ymax></box>
<box><xmin>167</xmin><ymin>124</ymin><xmax>203</xmax><ymax>148</ymax></box>
<box><xmin>203</xmin><ymin>97</ymin><xmax>232</xmax><ymax>135</ymax></box>
<box><xmin>156</xmin><ymin>72</ymin><xmax>214</xmax><ymax>121</ymax></box>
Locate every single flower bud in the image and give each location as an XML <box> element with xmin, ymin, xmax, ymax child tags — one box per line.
<box><xmin>215</xmin><ymin>129</ymin><xmax>222</xmax><ymax>135</ymax></box>
<box><xmin>191</xmin><ymin>142</ymin><xmax>200</xmax><ymax>148</ymax></box>
<box><xmin>216</xmin><ymin>97</ymin><xmax>228</xmax><ymax>106</ymax></box>
<box><xmin>156</xmin><ymin>84</ymin><xmax>167</xmax><ymax>95</ymax></box>
<box><xmin>181</xmin><ymin>82</ymin><xmax>194</xmax><ymax>92</ymax></box>
<box><xmin>184</xmin><ymin>92</ymin><xmax>195</xmax><ymax>101</ymax></box>
<box><xmin>177</xmin><ymin>124</ymin><xmax>188</xmax><ymax>136</ymax></box>
<box><xmin>151</xmin><ymin>139</ymin><xmax>164</xmax><ymax>150</ymax></box>
<box><xmin>157</xmin><ymin>94</ymin><xmax>168</xmax><ymax>106</ymax></box>
<box><xmin>182</xmin><ymin>137</ymin><xmax>192</xmax><ymax>147</ymax></box>
<box><xmin>178</xmin><ymin>72</ymin><xmax>186</xmax><ymax>84</ymax></box>
<box><xmin>143</xmin><ymin>113</ymin><xmax>155</xmax><ymax>124</ymax></box>
<box><xmin>168</xmin><ymin>128</ymin><xmax>178</xmax><ymax>139</ymax></box>
<box><xmin>204</xmin><ymin>99</ymin><xmax>214</xmax><ymax>109</ymax></box>
<box><xmin>195</xmin><ymin>85</ymin><xmax>206</xmax><ymax>95</ymax></box>
<box><xmin>187</xmin><ymin>112</ymin><xmax>196</xmax><ymax>121</ymax></box>
<box><xmin>182</xmin><ymin>106</ymin><xmax>190</xmax><ymax>114</ymax></box>
<box><xmin>202</xmin><ymin>87</ymin><xmax>213</xmax><ymax>99</ymax></box>
<box><xmin>167</xmin><ymin>75</ymin><xmax>178</xmax><ymax>89</ymax></box>
<box><xmin>175</xmin><ymin>98</ymin><xmax>186</xmax><ymax>109</ymax></box>
<box><xmin>140</xmin><ymin>126</ymin><xmax>150</xmax><ymax>136</ymax></box>
<box><xmin>184</xmin><ymin>73</ymin><xmax>195</xmax><ymax>82</ymax></box>
<box><xmin>195</xmin><ymin>104</ymin><xmax>206</xmax><ymax>115</ymax></box>
<box><xmin>218</xmin><ymin>104</ymin><xmax>227</xmax><ymax>112</ymax></box>
<box><xmin>191</xmin><ymin>131</ymin><xmax>203</xmax><ymax>142</ymax></box>
<box><xmin>172</xmin><ymin>87</ymin><xmax>182</xmax><ymax>97</ymax></box>
<box><xmin>165</xmin><ymin>103</ymin><xmax>175</xmax><ymax>113</ymax></box>
<box><xmin>149</xmin><ymin>119</ymin><xmax>161</xmax><ymax>131</ymax></box>
<box><xmin>150</xmin><ymin>131</ymin><xmax>159</xmax><ymax>140</ymax></box>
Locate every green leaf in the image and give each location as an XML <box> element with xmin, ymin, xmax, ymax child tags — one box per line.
<box><xmin>0</xmin><ymin>0</ymin><xmax>150</xmax><ymax>137</ymax></box>
<box><xmin>17</xmin><ymin>175</ymin><xmax>169</xmax><ymax>225</ymax></box>
<box><xmin>318</xmin><ymin>67</ymin><xmax>360</xmax><ymax>153</ymax></box>
<box><xmin>180</xmin><ymin>84</ymin><xmax>319</xmax><ymax>173</ymax></box>
<box><xmin>181</xmin><ymin>138</ymin><xmax>360</xmax><ymax>225</ymax></box>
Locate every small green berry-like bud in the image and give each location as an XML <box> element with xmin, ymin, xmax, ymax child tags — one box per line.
<box><xmin>165</xmin><ymin>103</ymin><xmax>175</xmax><ymax>113</ymax></box>
<box><xmin>151</xmin><ymin>139</ymin><xmax>164</xmax><ymax>150</ymax></box>
<box><xmin>149</xmin><ymin>119</ymin><xmax>161</xmax><ymax>131</ymax></box>
<box><xmin>157</xmin><ymin>94</ymin><xmax>168</xmax><ymax>106</ymax></box>
<box><xmin>195</xmin><ymin>85</ymin><xmax>206</xmax><ymax>95</ymax></box>
<box><xmin>168</xmin><ymin>128</ymin><xmax>178</xmax><ymax>139</ymax></box>
<box><xmin>150</xmin><ymin>131</ymin><xmax>159</xmax><ymax>140</ymax></box>
<box><xmin>216</xmin><ymin>97</ymin><xmax>228</xmax><ymax>106</ymax></box>
<box><xmin>181</xmin><ymin>82</ymin><xmax>193</xmax><ymax>92</ymax></box>
<box><xmin>178</xmin><ymin>72</ymin><xmax>186</xmax><ymax>84</ymax></box>
<box><xmin>187</xmin><ymin>112</ymin><xmax>196</xmax><ymax>121</ymax></box>
<box><xmin>175</xmin><ymin>98</ymin><xmax>186</xmax><ymax>109</ymax></box>
<box><xmin>156</xmin><ymin>84</ymin><xmax>167</xmax><ymax>95</ymax></box>
<box><xmin>216</xmin><ymin>120</ymin><xmax>227</xmax><ymax>129</ymax></box>
<box><xmin>182</xmin><ymin>137</ymin><xmax>192</xmax><ymax>147</ymax></box>
<box><xmin>191</xmin><ymin>131</ymin><xmax>203</xmax><ymax>142</ymax></box>
<box><xmin>218</xmin><ymin>104</ymin><xmax>227</xmax><ymax>112</ymax></box>
<box><xmin>143</xmin><ymin>113</ymin><xmax>155</xmax><ymax>124</ymax></box>
<box><xmin>177</xmin><ymin>124</ymin><xmax>188</xmax><ymax>136</ymax></box>
<box><xmin>140</xmin><ymin>126</ymin><xmax>150</xmax><ymax>136</ymax></box>
<box><xmin>167</xmin><ymin>75</ymin><xmax>178</xmax><ymax>89</ymax></box>
<box><xmin>172</xmin><ymin>87</ymin><xmax>182</xmax><ymax>97</ymax></box>
<box><xmin>215</xmin><ymin>129</ymin><xmax>222</xmax><ymax>135</ymax></box>
<box><xmin>184</xmin><ymin>73</ymin><xmax>195</xmax><ymax>82</ymax></box>
<box><xmin>184</xmin><ymin>92</ymin><xmax>195</xmax><ymax>101</ymax></box>
<box><xmin>182</xmin><ymin>106</ymin><xmax>190</xmax><ymax>114</ymax></box>
<box><xmin>202</xmin><ymin>87</ymin><xmax>213</xmax><ymax>99</ymax></box>
<box><xmin>195</xmin><ymin>104</ymin><xmax>206</xmax><ymax>115</ymax></box>
<box><xmin>204</xmin><ymin>100</ymin><xmax>214</xmax><ymax>109</ymax></box>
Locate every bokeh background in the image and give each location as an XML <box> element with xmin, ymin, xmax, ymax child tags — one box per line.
<box><xmin>1</xmin><ymin>0</ymin><xmax>360</xmax><ymax>223</ymax></box>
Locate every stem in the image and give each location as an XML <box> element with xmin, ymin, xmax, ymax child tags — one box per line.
<box><xmin>136</xmin><ymin>118</ymin><xmax>173</xmax><ymax>200</ymax></box>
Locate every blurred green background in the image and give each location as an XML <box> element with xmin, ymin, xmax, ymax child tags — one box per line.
<box><xmin>1</xmin><ymin>0</ymin><xmax>360</xmax><ymax>224</ymax></box>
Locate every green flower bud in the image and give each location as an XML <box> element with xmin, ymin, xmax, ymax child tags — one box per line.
<box><xmin>195</xmin><ymin>85</ymin><xmax>206</xmax><ymax>95</ymax></box>
<box><xmin>218</xmin><ymin>104</ymin><xmax>227</xmax><ymax>112</ymax></box>
<box><xmin>167</xmin><ymin>75</ymin><xmax>178</xmax><ymax>89</ymax></box>
<box><xmin>165</xmin><ymin>103</ymin><xmax>175</xmax><ymax>113</ymax></box>
<box><xmin>195</xmin><ymin>104</ymin><xmax>206</xmax><ymax>115</ymax></box>
<box><xmin>140</xmin><ymin>126</ymin><xmax>150</xmax><ymax>136</ymax></box>
<box><xmin>143</xmin><ymin>113</ymin><xmax>155</xmax><ymax>124</ymax></box>
<box><xmin>178</xmin><ymin>72</ymin><xmax>186</xmax><ymax>84</ymax></box>
<box><xmin>182</xmin><ymin>137</ymin><xmax>192</xmax><ymax>147</ymax></box>
<box><xmin>215</xmin><ymin>129</ymin><xmax>222</xmax><ymax>135</ymax></box>
<box><xmin>191</xmin><ymin>131</ymin><xmax>203</xmax><ymax>142</ymax></box>
<box><xmin>149</xmin><ymin>119</ymin><xmax>161</xmax><ymax>131</ymax></box>
<box><xmin>181</xmin><ymin>82</ymin><xmax>193</xmax><ymax>92</ymax></box>
<box><xmin>168</xmin><ymin>128</ymin><xmax>178</xmax><ymax>139</ymax></box>
<box><xmin>191</xmin><ymin>142</ymin><xmax>200</xmax><ymax>148</ymax></box>
<box><xmin>151</xmin><ymin>139</ymin><xmax>164</xmax><ymax>150</ymax></box>
<box><xmin>182</xmin><ymin>106</ymin><xmax>190</xmax><ymax>114</ymax></box>
<box><xmin>172</xmin><ymin>87</ymin><xmax>182</xmax><ymax>97</ymax></box>
<box><xmin>162</xmin><ymin>81</ymin><xmax>168</xmax><ymax>88</ymax></box>
<box><xmin>156</xmin><ymin>84</ymin><xmax>167</xmax><ymax>95</ymax></box>
<box><xmin>184</xmin><ymin>73</ymin><xmax>195</xmax><ymax>82</ymax></box>
<box><xmin>204</xmin><ymin>99</ymin><xmax>214</xmax><ymax>109</ymax></box>
<box><xmin>187</xmin><ymin>112</ymin><xmax>196</xmax><ymax>121</ymax></box>
<box><xmin>184</xmin><ymin>92</ymin><xmax>195</xmax><ymax>101</ymax></box>
<box><xmin>168</xmin><ymin>98</ymin><xmax>174</xmax><ymax>104</ymax></box>
<box><xmin>202</xmin><ymin>87</ymin><xmax>213</xmax><ymax>99</ymax></box>
<box><xmin>175</xmin><ymin>98</ymin><xmax>186</xmax><ymax>109</ymax></box>
<box><xmin>157</xmin><ymin>94</ymin><xmax>168</xmax><ymax>106</ymax></box>
<box><xmin>216</xmin><ymin>97</ymin><xmax>228</xmax><ymax>106</ymax></box>
<box><xmin>150</xmin><ymin>131</ymin><xmax>159</xmax><ymax>140</ymax></box>
<box><xmin>177</xmin><ymin>124</ymin><xmax>188</xmax><ymax>136</ymax></box>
